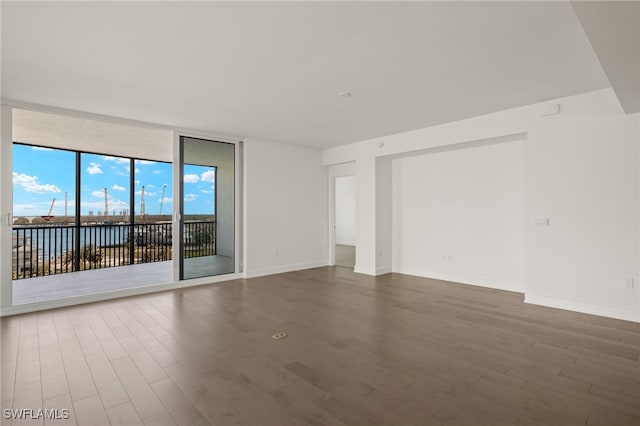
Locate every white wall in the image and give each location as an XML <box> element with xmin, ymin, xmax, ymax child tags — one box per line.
<box><xmin>375</xmin><ymin>157</ymin><xmax>392</xmax><ymax>274</ymax></box>
<box><xmin>525</xmin><ymin>92</ymin><xmax>639</xmax><ymax>320</ymax></box>
<box><xmin>335</xmin><ymin>176</ymin><xmax>356</xmax><ymax>246</ymax></box>
<box><xmin>392</xmin><ymin>140</ymin><xmax>526</xmax><ymax>292</ymax></box>
<box><xmin>322</xmin><ymin>88</ymin><xmax>640</xmax><ymax>322</ymax></box>
<box><xmin>244</xmin><ymin>138</ymin><xmax>327</xmax><ymax>277</ymax></box>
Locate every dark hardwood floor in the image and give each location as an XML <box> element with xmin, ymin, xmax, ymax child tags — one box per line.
<box><xmin>1</xmin><ymin>267</ymin><xmax>639</xmax><ymax>426</ymax></box>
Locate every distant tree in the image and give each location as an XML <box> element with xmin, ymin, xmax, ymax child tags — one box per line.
<box><xmin>13</xmin><ymin>217</ymin><xmax>29</xmax><ymax>226</ymax></box>
<box><xmin>141</xmin><ymin>246</ymin><xmax>168</xmax><ymax>262</ymax></box>
<box><xmin>63</xmin><ymin>250</ymin><xmax>75</xmax><ymax>266</ymax></box>
<box><xmin>31</xmin><ymin>217</ymin><xmax>45</xmax><ymax>225</ymax></box>
<box><xmin>81</xmin><ymin>245</ymin><xmax>102</xmax><ymax>264</ymax></box>
<box><xmin>194</xmin><ymin>229</ymin><xmax>213</xmax><ymax>246</ymax></box>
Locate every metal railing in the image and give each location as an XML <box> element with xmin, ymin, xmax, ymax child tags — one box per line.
<box><xmin>183</xmin><ymin>220</ymin><xmax>216</xmax><ymax>259</ymax></box>
<box><xmin>12</xmin><ymin>221</ymin><xmax>216</xmax><ymax>280</ymax></box>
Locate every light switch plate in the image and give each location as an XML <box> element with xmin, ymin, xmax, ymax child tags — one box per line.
<box><xmin>535</xmin><ymin>218</ymin><xmax>550</xmax><ymax>226</ymax></box>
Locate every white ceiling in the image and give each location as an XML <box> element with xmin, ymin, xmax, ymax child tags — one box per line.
<box><xmin>2</xmin><ymin>1</ymin><xmax>613</xmax><ymax>148</ymax></box>
<box><xmin>571</xmin><ymin>1</ymin><xmax>640</xmax><ymax>114</ymax></box>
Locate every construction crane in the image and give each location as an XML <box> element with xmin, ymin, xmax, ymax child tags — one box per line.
<box><xmin>140</xmin><ymin>186</ymin><xmax>146</xmax><ymax>222</ymax></box>
<box><xmin>104</xmin><ymin>187</ymin><xmax>109</xmax><ymax>220</ymax></box>
<box><xmin>41</xmin><ymin>198</ymin><xmax>56</xmax><ymax>222</ymax></box>
<box><xmin>159</xmin><ymin>184</ymin><xmax>167</xmax><ymax>215</ymax></box>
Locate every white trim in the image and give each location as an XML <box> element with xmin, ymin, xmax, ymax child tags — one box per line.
<box><xmin>353</xmin><ymin>266</ymin><xmax>392</xmax><ymax>276</ymax></box>
<box><xmin>0</xmin><ymin>273</ymin><xmax>243</xmax><ymax>317</ymax></box>
<box><xmin>525</xmin><ymin>294</ymin><xmax>640</xmax><ymax>323</ymax></box>
<box><xmin>242</xmin><ymin>139</ymin><xmax>249</xmax><ymax>276</ymax></box>
<box><xmin>376</xmin><ymin>266</ymin><xmax>392</xmax><ymax>275</ymax></box>
<box><xmin>234</xmin><ymin>141</ymin><xmax>242</xmax><ymax>274</ymax></box>
<box><xmin>176</xmin><ymin>133</ymin><xmax>243</xmax><ymax>278</ymax></box>
<box><xmin>328</xmin><ymin>176</ymin><xmax>336</xmax><ymax>266</ymax></box>
<box><xmin>172</xmin><ymin>131</ymin><xmax>181</xmax><ymax>284</ymax></box>
<box><xmin>392</xmin><ymin>268</ymin><xmax>526</xmax><ymax>293</ymax></box>
<box><xmin>244</xmin><ymin>261</ymin><xmax>328</xmax><ymax>279</ymax></box>
<box><xmin>1</xmin><ymin>106</ymin><xmax>13</xmax><ymax>309</ymax></box>
<box><xmin>173</xmin><ymin>128</ymin><xmax>240</xmax><ymax>146</ymax></box>
<box><xmin>353</xmin><ymin>265</ymin><xmax>368</xmax><ymax>275</ymax></box>
<box><xmin>327</xmin><ymin>162</ymin><xmax>356</xmax><ymax>269</ymax></box>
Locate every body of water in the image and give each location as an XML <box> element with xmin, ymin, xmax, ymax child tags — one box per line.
<box><xmin>13</xmin><ymin>224</ymin><xmax>172</xmax><ymax>260</ymax></box>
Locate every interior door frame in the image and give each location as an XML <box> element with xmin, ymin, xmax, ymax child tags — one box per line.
<box><xmin>327</xmin><ymin>162</ymin><xmax>356</xmax><ymax>268</ymax></box>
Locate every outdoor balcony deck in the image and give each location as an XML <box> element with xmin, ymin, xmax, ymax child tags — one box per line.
<box><xmin>10</xmin><ymin>221</ymin><xmax>234</xmax><ymax>306</ymax></box>
<box><xmin>12</xmin><ymin>255</ymin><xmax>235</xmax><ymax>305</ymax></box>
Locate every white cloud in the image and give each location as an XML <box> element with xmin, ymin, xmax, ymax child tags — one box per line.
<box><xmin>102</xmin><ymin>156</ymin><xmax>129</xmax><ymax>164</ymax></box>
<box><xmin>146</xmin><ymin>184</ymin><xmax>155</xmax><ymax>188</ymax></box>
<box><xmin>201</xmin><ymin>170</ymin><xmax>216</xmax><ymax>183</ymax></box>
<box><xmin>91</xmin><ymin>190</ymin><xmax>106</xmax><ymax>198</ymax></box>
<box><xmin>200</xmin><ymin>189</ymin><xmax>212</xmax><ymax>194</ymax></box>
<box><xmin>184</xmin><ymin>174</ymin><xmax>199</xmax><ymax>183</ymax></box>
<box><xmin>159</xmin><ymin>197</ymin><xmax>172</xmax><ymax>204</ymax></box>
<box><xmin>32</xmin><ymin>146</ymin><xmax>53</xmax><ymax>151</ymax></box>
<box><xmin>134</xmin><ymin>190</ymin><xmax>156</xmax><ymax>196</ymax></box>
<box><xmin>12</xmin><ymin>203</ymin><xmax>38</xmax><ymax>215</ymax></box>
<box><xmin>136</xmin><ymin>160</ymin><xmax>156</xmax><ymax>165</ymax></box>
<box><xmin>13</xmin><ymin>172</ymin><xmax>61</xmax><ymax>193</ymax></box>
<box><xmin>111</xmin><ymin>184</ymin><xmax>126</xmax><ymax>192</ymax></box>
<box><xmin>86</xmin><ymin>162</ymin><xmax>103</xmax><ymax>175</ymax></box>
<box><xmin>153</xmin><ymin>170</ymin><xmax>163</xmax><ymax>175</ymax></box>
<box><xmin>184</xmin><ymin>193</ymin><xmax>198</xmax><ymax>202</ymax></box>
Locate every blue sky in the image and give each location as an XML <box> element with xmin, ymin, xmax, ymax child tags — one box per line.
<box><xmin>12</xmin><ymin>145</ymin><xmax>215</xmax><ymax>217</ymax></box>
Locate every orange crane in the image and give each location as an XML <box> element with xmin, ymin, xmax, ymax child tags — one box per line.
<box><xmin>41</xmin><ymin>198</ymin><xmax>56</xmax><ymax>222</ymax></box>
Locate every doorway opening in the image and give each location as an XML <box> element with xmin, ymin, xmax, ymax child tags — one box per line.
<box><xmin>334</xmin><ymin>175</ymin><xmax>356</xmax><ymax>268</ymax></box>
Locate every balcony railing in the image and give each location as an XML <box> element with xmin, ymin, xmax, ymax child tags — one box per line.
<box><xmin>12</xmin><ymin>221</ymin><xmax>215</xmax><ymax>280</ymax></box>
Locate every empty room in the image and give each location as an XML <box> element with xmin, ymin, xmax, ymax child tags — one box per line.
<box><xmin>1</xmin><ymin>1</ymin><xmax>639</xmax><ymax>426</ymax></box>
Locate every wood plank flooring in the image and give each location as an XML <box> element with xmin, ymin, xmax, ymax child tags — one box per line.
<box><xmin>1</xmin><ymin>267</ymin><xmax>639</xmax><ymax>426</ymax></box>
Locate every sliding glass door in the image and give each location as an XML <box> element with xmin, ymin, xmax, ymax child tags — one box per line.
<box><xmin>179</xmin><ymin>136</ymin><xmax>235</xmax><ymax>279</ymax></box>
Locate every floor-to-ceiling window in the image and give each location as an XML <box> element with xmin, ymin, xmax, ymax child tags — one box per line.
<box><xmin>4</xmin><ymin>108</ymin><xmax>241</xmax><ymax>310</ymax></box>
<box><xmin>12</xmin><ymin>144</ymin><xmax>77</xmax><ymax>282</ymax></box>
<box><xmin>180</xmin><ymin>136</ymin><xmax>235</xmax><ymax>279</ymax></box>
<box><xmin>11</xmin><ymin>144</ymin><xmax>176</xmax><ymax>304</ymax></box>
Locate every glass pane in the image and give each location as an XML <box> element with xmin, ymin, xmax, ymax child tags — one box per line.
<box><xmin>12</xmin><ymin>144</ymin><xmax>77</xmax><ymax>283</ymax></box>
<box><xmin>80</xmin><ymin>153</ymin><xmax>131</xmax><ymax>270</ymax></box>
<box><xmin>133</xmin><ymin>159</ymin><xmax>173</xmax><ymax>264</ymax></box>
<box><xmin>181</xmin><ymin>137</ymin><xmax>234</xmax><ymax>279</ymax></box>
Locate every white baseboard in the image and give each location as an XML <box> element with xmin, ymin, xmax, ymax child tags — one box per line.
<box><xmin>244</xmin><ymin>260</ymin><xmax>328</xmax><ymax>279</ymax></box>
<box><xmin>353</xmin><ymin>265</ymin><xmax>391</xmax><ymax>276</ymax></box>
<box><xmin>376</xmin><ymin>266</ymin><xmax>392</xmax><ymax>275</ymax></box>
<box><xmin>393</xmin><ymin>267</ymin><xmax>525</xmax><ymax>293</ymax></box>
<box><xmin>525</xmin><ymin>294</ymin><xmax>639</xmax><ymax>323</ymax></box>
